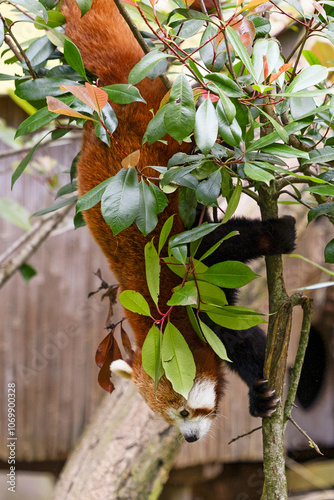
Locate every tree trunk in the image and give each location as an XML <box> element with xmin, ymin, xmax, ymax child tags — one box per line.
<box><xmin>53</xmin><ymin>380</ymin><xmax>181</xmax><ymax>500</ymax></box>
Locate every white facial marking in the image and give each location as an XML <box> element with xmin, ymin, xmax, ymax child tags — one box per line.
<box><xmin>180</xmin><ymin>417</ymin><xmax>213</xmax><ymax>441</ymax></box>
<box><xmin>188</xmin><ymin>378</ymin><xmax>216</xmax><ymax>410</ymax></box>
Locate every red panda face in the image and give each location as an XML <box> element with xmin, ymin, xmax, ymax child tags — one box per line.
<box><xmin>110</xmin><ymin>350</ymin><xmax>224</xmax><ymax>442</ymax></box>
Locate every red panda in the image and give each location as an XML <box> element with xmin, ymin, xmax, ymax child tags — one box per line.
<box><xmin>61</xmin><ymin>0</ymin><xmax>295</xmax><ymax>442</ymax></box>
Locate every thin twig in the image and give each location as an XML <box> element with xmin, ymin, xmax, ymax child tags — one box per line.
<box><xmin>1</xmin><ymin>16</ymin><xmax>37</xmax><ymax>79</ymax></box>
<box><xmin>228</xmin><ymin>426</ymin><xmax>262</xmax><ymax>445</ymax></box>
<box><xmin>287</xmin><ymin>416</ymin><xmax>323</xmax><ymax>455</ymax></box>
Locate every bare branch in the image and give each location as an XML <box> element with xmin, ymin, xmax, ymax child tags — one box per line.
<box><xmin>0</xmin><ymin>202</ymin><xmax>75</xmax><ymax>288</ymax></box>
<box><xmin>286</xmin><ymin>417</ymin><xmax>323</xmax><ymax>456</ymax></box>
<box><xmin>284</xmin><ymin>297</ymin><xmax>314</xmax><ymax>422</ymax></box>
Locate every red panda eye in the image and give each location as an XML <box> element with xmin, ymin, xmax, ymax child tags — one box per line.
<box><xmin>180</xmin><ymin>409</ymin><xmax>189</xmax><ymax>418</ymax></box>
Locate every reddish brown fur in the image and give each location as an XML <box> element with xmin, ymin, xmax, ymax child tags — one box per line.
<box><xmin>61</xmin><ymin>0</ymin><xmax>224</xmax><ymax>403</ymax></box>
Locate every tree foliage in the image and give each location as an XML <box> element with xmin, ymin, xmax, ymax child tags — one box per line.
<box><xmin>1</xmin><ymin>0</ymin><xmax>334</xmax><ymax>497</ymax></box>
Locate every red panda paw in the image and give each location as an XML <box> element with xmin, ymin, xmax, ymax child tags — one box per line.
<box><xmin>249</xmin><ymin>379</ymin><xmax>280</xmax><ymax>418</ymax></box>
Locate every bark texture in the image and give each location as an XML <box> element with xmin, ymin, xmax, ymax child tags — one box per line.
<box><xmin>53</xmin><ymin>380</ymin><xmax>181</xmax><ymax>500</ymax></box>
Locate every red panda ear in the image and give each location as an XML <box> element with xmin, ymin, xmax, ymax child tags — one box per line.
<box><xmin>110</xmin><ymin>359</ymin><xmax>133</xmax><ymax>379</ymax></box>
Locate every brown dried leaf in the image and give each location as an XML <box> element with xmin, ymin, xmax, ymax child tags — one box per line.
<box><xmin>269</xmin><ymin>63</ymin><xmax>292</xmax><ymax>84</ymax></box>
<box><xmin>85</xmin><ymin>82</ymin><xmax>109</xmax><ymax>113</ymax></box>
<box><xmin>121</xmin><ymin>150</ymin><xmax>141</xmax><ymax>169</ymax></box>
<box><xmin>46</xmin><ymin>96</ymin><xmax>92</xmax><ymax>120</ymax></box>
<box><xmin>97</xmin><ymin>331</ymin><xmax>122</xmax><ymax>394</ymax></box>
<box><xmin>121</xmin><ymin>326</ymin><xmax>133</xmax><ymax>357</ymax></box>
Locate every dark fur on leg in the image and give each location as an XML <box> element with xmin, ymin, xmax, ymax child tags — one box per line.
<box><xmin>196</xmin><ymin>216</ymin><xmax>295</xmax><ymax>418</ymax></box>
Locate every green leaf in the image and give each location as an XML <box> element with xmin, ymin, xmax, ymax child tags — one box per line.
<box><xmin>244</xmin><ymin>162</ymin><xmax>275</xmax><ymax>184</ymax></box>
<box><xmin>35</xmin><ymin>10</ymin><xmax>65</xmax><ymax>29</ymax></box>
<box><xmin>216</xmin><ymin>91</ymin><xmax>236</xmax><ymax>124</ymax></box>
<box><xmin>158</xmin><ymin>214</ymin><xmax>175</xmax><ymax>254</ymax></box>
<box><xmin>216</xmin><ymin>102</ymin><xmax>242</xmax><ymax>147</ymax></box>
<box><xmin>306</xmin><ymin>146</ymin><xmax>334</xmax><ymax>165</ymax></box>
<box><xmin>308</xmin><ymin>202</ymin><xmax>334</xmax><ymax>223</ymax></box>
<box><xmin>103</xmin><ymin>84</ymin><xmax>145</xmax><ymax>104</ymax></box>
<box><xmin>199</xmin><ymin>231</ymin><xmax>238</xmax><ymax>262</ymax></box>
<box><xmin>73</xmin><ymin>211</ymin><xmax>86</xmax><ymax>229</ymax></box>
<box><xmin>174</xmin><ymin>8</ymin><xmax>212</xmax><ymax>22</ymax></box>
<box><xmin>195</xmin><ymin>169</ymin><xmax>221</xmax><ymax>206</ymax></box>
<box><xmin>135</xmin><ymin>180</ymin><xmax>159</xmax><ymax>236</ymax></box>
<box><xmin>15</xmin><ymin>78</ymin><xmax>75</xmax><ymax>101</ymax></box>
<box><xmin>143</xmin><ymin>106</ymin><xmax>167</xmax><ymax>145</ymax></box>
<box><xmin>199</xmin><ymin>261</ymin><xmax>259</xmax><ymax>288</ymax></box>
<box><xmin>118</xmin><ymin>290</ymin><xmax>151</xmax><ymax>316</ymax></box>
<box><xmin>149</xmin><ymin>182</ymin><xmax>168</xmax><ymax>214</ymax></box>
<box><xmin>169</xmin><ymin>223</ymin><xmax>220</xmax><ymax>248</ymax></box>
<box><xmin>222</xmin><ymin>179</ymin><xmax>242</xmax><ymax>223</ymax></box>
<box><xmin>169</xmin><ymin>244</ymin><xmax>188</xmax><ymax>265</ymax></box>
<box><xmin>199</xmin><ymin>24</ymin><xmax>226</xmax><ymax>72</ymax></box>
<box><xmin>12</xmin><ymin>132</ymin><xmax>51</xmax><ymax>188</ymax></box>
<box><xmin>160</xmin><ymin>164</ymin><xmax>198</xmax><ymax>188</ymax></box>
<box><xmin>226</xmin><ymin>26</ymin><xmax>257</xmax><ymax>82</ymax></box>
<box><xmin>33</xmin><ymin>196</ymin><xmax>77</xmax><ymax>216</ymax></box>
<box><xmin>164</xmin><ymin>74</ymin><xmax>196</xmax><ymax>142</ymax></box>
<box><xmin>7</xmin><ymin>0</ymin><xmax>48</xmax><ymax>21</ymax></box>
<box><xmin>258</xmin><ymin>108</ymin><xmax>289</xmax><ymax>143</ymax></box>
<box><xmin>101</xmin><ymin>168</ymin><xmax>140</xmax><ymax>235</ymax></box>
<box><xmin>285</xmin><ymin>65</ymin><xmax>328</xmax><ymax>93</ymax></box>
<box><xmin>302</xmin><ymin>50</ymin><xmax>321</xmax><ymax>66</ymax></box>
<box><xmin>161</xmin><ymin>322</ymin><xmax>196</xmax><ymax>399</ymax></box>
<box><xmin>128</xmin><ymin>51</ymin><xmax>171</xmax><ymax>85</ymax></box>
<box><xmin>261</xmin><ymin>144</ymin><xmax>309</xmax><ymax>160</ymax></box>
<box><xmin>19</xmin><ymin>263</ymin><xmax>37</xmax><ymax>282</ymax></box>
<box><xmin>246</xmin><ymin>118</ymin><xmax>312</xmax><ymax>151</ymax></box>
<box><xmin>194</xmin><ymin>98</ymin><xmax>218</xmax><ymax>155</ymax></box>
<box><xmin>197</xmin><ymin>281</ymin><xmax>228</xmax><ymax>308</ymax></box>
<box><xmin>75</xmin><ymin>0</ymin><xmax>93</xmax><ymax>16</ymax></box>
<box><xmin>145</xmin><ymin>239</ymin><xmax>160</xmax><ymax>306</ymax></box>
<box><xmin>187</xmin><ymin>306</ymin><xmax>206</xmax><ymax>341</ymax></box>
<box><xmin>198</xmin><ymin>319</ymin><xmax>231</xmax><ymax>361</ymax></box>
<box><xmin>24</xmin><ymin>36</ymin><xmax>55</xmax><ymax>68</ymax></box>
<box><xmin>15</xmin><ymin>96</ymin><xmax>76</xmax><ymax>137</ymax></box>
<box><xmin>325</xmin><ymin>238</ymin><xmax>334</xmax><ymax>263</ymax></box>
<box><xmin>285</xmin><ymin>0</ymin><xmax>304</xmax><ymax>15</ymax></box>
<box><xmin>205</xmin><ymin>73</ymin><xmax>244</xmax><ymax>98</ymax></box>
<box><xmin>76</xmin><ymin>177</ymin><xmax>112</xmax><ymax>212</ymax></box>
<box><xmin>64</xmin><ymin>38</ymin><xmax>86</xmax><ymax>79</ymax></box>
<box><xmin>207</xmin><ymin>306</ymin><xmax>265</xmax><ymax>330</ymax></box>
<box><xmin>167</xmin><ymin>281</ymin><xmax>198</xmax><ymax>306</ymax></box>
<box><xmin>304</xmin><ymin>185</ymin><xmax>334</xmax><ymax>196</ymax></box>
<box><xmin>142</xmin><ymin>325</ymin><xmax>164</xmax><ymax>389</ymax></box>
<box><xmin>179</xmin><ymin>186</ymin><xmax>197</xmax><ymax>229</ymax></box>
<box><xmin>55</xmin><ymin>180</ymin><xmax>77</xmax><ymax>199</ymax></box>
<box><xmin>252</xmin><ymin>39</ymin><xmax>280</xmax><ymax>84</ymax></box>
<box><xmin>0</xmin><ymin>198</ymin><xmax>31</xmax><ymax>230</ymax></box>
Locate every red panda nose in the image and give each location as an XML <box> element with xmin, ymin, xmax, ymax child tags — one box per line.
<box><xmin>184</xmin><ymin>433</ymin><xmax>199</xmax><ymax>443</ymax></box>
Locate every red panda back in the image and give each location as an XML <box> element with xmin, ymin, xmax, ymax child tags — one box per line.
<box><xmin>61</xmin><ymin>0</ymin><xmax>193</xmax><ymax>345</ymax></box>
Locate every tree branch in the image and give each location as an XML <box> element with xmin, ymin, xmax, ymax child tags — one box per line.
<box><xmin>53</xmin><ymin>380</ymin><xmax>181</xmax><ymax>500</ymax></box>
<box><xmin>284</xmin><ymin>296</ymin><xmax>314</xmax><ymax>423</ymax></box>
<box><xmin>112</xmin><ymin>0</ymin><xmax>171</xmax><ymax>90</ymax></box>
<box><xmin>0</xmin><ymin>202</ymin><xmax>75</xmax><ymax>288</ymax></box>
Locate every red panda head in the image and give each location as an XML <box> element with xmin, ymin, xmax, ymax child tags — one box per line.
<box><xmin>110</xmin><ymin>347</ymin><xmax>224</xmax><ymax>442</ymax></box>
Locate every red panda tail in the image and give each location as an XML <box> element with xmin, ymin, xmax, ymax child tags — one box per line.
<box><xmin>61</xmin><ymin>0</ymin><xmax>144</xmax><ymax>86</ymax></box>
